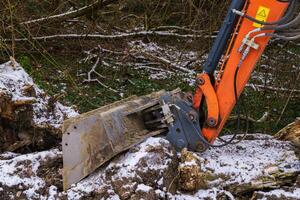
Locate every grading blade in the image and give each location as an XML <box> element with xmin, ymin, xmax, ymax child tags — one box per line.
<box><xmin>62</xmin><ymin>90</ymin><xmax>170</xmax><ymax>190</ymax></box>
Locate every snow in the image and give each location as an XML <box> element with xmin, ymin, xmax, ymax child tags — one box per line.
<box><xmin>172</xmin><ymin>188</ymin><xmax>235</xmax><ymax>200</ymax></box>
<box><xmin>179</xmin><ymin>160</ymin><xmax>197</xmax><ymax>167</ymax></box>
<box><xmin>0</xmin><ymin>61</ymin><xmax>78</xmax><ymax>129</ymax></box>
<box><xmin>199</xmin><ymin>134</ymin><xmax>300</xmax><ymax>186</ymax></box>
<box><xmin>47</xmin><ymin>186</ymin><xmax>58</xmax><ymax>200</ymax></box>
<box><xmin>108</xmin><ymin>137</ymin><xmax>173</xmax><ymax>180</ymax></box>
<box><xmin>0</xmin><ymin>149</ymin><xmax>61</xmax><ymax>199</ymax></box>
<box><xmin>128</xmin><ymin>40</ymin><xmax>201</xmax><ymax>84</ymax></box>
<box><xmin>0</xmin><ymin>152</ymin><xmax>20</xmax><ymax>160</ymax></box>
<box><xmin>136</xmin><ymin>184</ymin><xmax>152</xmax><ymax>192</ymax></box>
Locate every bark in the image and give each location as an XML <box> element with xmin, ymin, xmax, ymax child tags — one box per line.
<box><xmin>275</xmin><ymin>118</ymin><xmax>300</xmax><ymax>148</ymax></box>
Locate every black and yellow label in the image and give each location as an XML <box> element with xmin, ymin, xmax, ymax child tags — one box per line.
<box><xmin>253</xmin><ymin>6</ymin><xmax>270</xmax><ymax>28</ymax></box>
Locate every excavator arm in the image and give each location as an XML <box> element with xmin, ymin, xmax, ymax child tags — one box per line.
<box><xmin>160</xmin><ymin>0</ymin><xmax>293</xmax><ymax>151</ymax></box>
<box><xmin>194</xmin><ymin>0</ymin><xmax>290</xmax><ymax>144</ymax></box>
<box><xmin>62</xmin><ymin>0</ymin><xmax>297</xmax><ymax>189</ymax></box>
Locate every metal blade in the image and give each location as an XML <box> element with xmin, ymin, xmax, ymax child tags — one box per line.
<box><xmin>62</xmin><ymin>90</ymin><xmax>169</xmax><ymax>190</ymax></box>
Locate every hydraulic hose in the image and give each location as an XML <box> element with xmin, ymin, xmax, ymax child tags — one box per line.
<box><xmin>275</xmin><ymin>31</ymin><xmax>300</xmax><ymax>36</ymax></box>
<box><xmin>198</xmin><ymin>60</ymin><xmax>243</xmax><ymax>148</ymax></box>
<box><xmin>266</xmin><ymin>32</ymin><xmax>300</xmax><ymax>40</ymax></box>
<box><xmin>262</xmin><ymin>11</ymin><xmax>300</xmax><ymax>31</ymax></box>
<box><xmin>235</xmin><ymin>0</ymin><xmax>297</xmax><ymax>26</ymax></box>
<box><xmin>279</xmin><ymin>28</ymin><xmax>300</xmax><ymax>32</ymax></box>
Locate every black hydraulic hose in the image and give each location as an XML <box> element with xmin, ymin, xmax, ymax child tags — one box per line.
<box><xmin>197</xmin><ymin>67</ymin><xmax>240</xmax><ymax>148</ymax></box>
<box><xmin>278</xmin><ymin>28</ymin><xmax>300</xmax><ymax>32</ymax></box>
<box><xmin>262</xmin><ymin>11</ymin><xmax>300</xmax><ymax>31</ymax></box>
<box><xmin>243</xmin><ymin>0</ymin><xmax>296</xmax><ymax>26</ymax></box>
<box><xmin>266</xmin><ymin>32</ymin><xmax>300</xmax><ymax>40</ymax></box>
<box><xmin>275</xmin><ymin>31</ymin><xmax>300</xmax><ymax>36</ymax></box>
<box><xmin>211</xmin><ymin>67</ymin><xmax>241</xmax><ymax>146</ymax></box>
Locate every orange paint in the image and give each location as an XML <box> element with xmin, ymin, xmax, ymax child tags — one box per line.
<box><xmin>197</xmin><ymin>0</ymin><xmax>289</xmax><ymax>142</ymax></box>
<box><xmin>194</xmin><ymin>74</ymin><xmax>220</xmax><ymax>127</ymax></box>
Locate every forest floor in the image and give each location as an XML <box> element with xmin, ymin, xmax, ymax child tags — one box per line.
<box><xmin>0</xmin><ymin>59</ymin><xmax>299</xmax><ymax>200</ymax></box>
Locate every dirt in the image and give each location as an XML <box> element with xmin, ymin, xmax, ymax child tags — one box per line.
<box><xmin>36</xmin><ymin>154</ymin><xmax>63</xmax><ymax>191</ymax></box>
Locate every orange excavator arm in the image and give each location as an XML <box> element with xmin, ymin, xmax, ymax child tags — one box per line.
<box><xmin>193</xmin><ymin>0</ymin><xmax>291</xmax><ymax>144</ymax></box>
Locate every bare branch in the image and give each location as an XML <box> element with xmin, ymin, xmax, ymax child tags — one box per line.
<box><xmin>246</xmin><ymin>84</ymin><xmax>300</xmax><ymax>94</ymax></box>
<box><xmin>229</xmin><ymin>112</ymin><xmax>269</xmax><ymax>123</ymax></box>
<box><xmin>138</xmin><ymin>51</ymin><xmax>195</xmax><ymax>74</ymax></box>
<box><xmin>83</xmin><ymin>57</ymin><xmax>118</xmax><ymax>94</ymax></box>
<box><xmin>1</xmin><ymin>31</ymin><xmax>211</xmax><ymax>42</ymax></box>
<box><xmin>151</xmin><ymin>26</ymin><xmax>218</xmax><ymax>35</ymax></box>
<box><xmin>20</xmin><ymin>0</ymin><xmax>119</xmax><ymax>25</ymax></box>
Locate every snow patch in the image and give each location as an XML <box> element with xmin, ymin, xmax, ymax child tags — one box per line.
<box><xmin>0</xmin><ymin>149</ymin><xmax>61</xmax><ymax>199</ymax></box>
<box><xmin>136</xmin><ymin>184</ymin><xmax>152</xmax><ymax>192</ymax></box>
<box><xmin>0</xmin><ymin>61</ymin><xmax>78</xmax><ymax>129</ymax></box>
<box><xmin>199</xmin><ymin>134</ymin><xmax>300</xmax><ymax>186</ymax></box>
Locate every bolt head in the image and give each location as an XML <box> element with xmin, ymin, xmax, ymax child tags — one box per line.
<box><xmin>188</xmin><ymin>113</ymin><xmax>196</xmax><ymax>121</ymax></box>
<box><xmin>207</xmin><ymin>118</ymin><xmax>217</xmax><ymax>127</ymax></box>
<box><xmin>196</xmin><ymin>77</ymin><xmax>205</xmax><ymax>86</ymax></box>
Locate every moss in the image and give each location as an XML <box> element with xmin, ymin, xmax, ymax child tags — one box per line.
<box><xmin>18</xmin><ymin>55</ymin><xmax>32</xmax><ymax>74</ymax></box>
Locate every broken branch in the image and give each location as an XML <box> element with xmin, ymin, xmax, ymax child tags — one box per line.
<box><xmin>1</xmin><ymin>31</ymin><xmax>210</xmax><ymax>43</ymax></box>
<box><xmin>20</xmin><ymin>0</ymin><xmax>119</xmax><ymax>25</ymax></box>
<box><xmin>83</xmin><ymin>57</ymin><xmax>118</xmax><ymax>93</ymax></box>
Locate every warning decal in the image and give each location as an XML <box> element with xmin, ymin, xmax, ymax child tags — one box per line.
<box><xmin>253</xmin><ymin>6</ymin><xmax>270</xmax><ymax>28</ymax></box>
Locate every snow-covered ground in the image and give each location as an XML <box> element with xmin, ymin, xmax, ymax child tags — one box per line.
<box><xmin>0</xmin><ymin>60</ymin><xmax>78</xmax><ymax>129</ymax></box>
<box><xmin>0</xmin><ymin>134</ymin><xmax>299</xmax><ymax>199</ymax></box>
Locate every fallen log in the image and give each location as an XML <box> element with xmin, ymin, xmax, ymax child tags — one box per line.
<box><xmin>275</xmin><ymin>118</ymin><xmax>300</xmax><ymax>148</ymax></box>
<box><xmin>20</xmin><ymin>0</ymin><xmax>119</xmax><ymax>25</ymax></box>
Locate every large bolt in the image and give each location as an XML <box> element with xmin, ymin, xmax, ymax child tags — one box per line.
<box><xmin>195</xmin><ymin>142</ymin><xmax>207</xmax><ymax>152</ymax></box>
<box><xmin>196</xmin><ymin>77</ymin><xmax>205</xmax><ymax>86</ymax></box>
<box><xmin>207</xmin><ymin>117</ymin><xmax>217</xmax><ymax>127</ymax></box>
<box><xmin>188</xmin><ymin>112</ymin><xmax>196</xmax><ymax>122</ymax></box>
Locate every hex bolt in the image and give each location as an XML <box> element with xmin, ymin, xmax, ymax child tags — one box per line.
<box><xmin>196</xmin><ymin>77</ymin><xmax>205</xmax><ymax>86</ymax></box>
<box><xmin>188</xmin><ymin>113</ymin><xmax>196</xmax><ymax>122</ymax></box>
<box><xmin>196</xmin><ymin>142</ymin><xmax>206</xmax><ymax>152</ymax></box>
<box><xmin>207</xmin><ymin>117</ymin><xmax>217</xmax><ymax>127</ymax></box>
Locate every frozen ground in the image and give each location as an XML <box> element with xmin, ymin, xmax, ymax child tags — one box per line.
<box><xmin>0</xmin><ymin>60</ymin><xmax>78</xmax><ymax>129</ymax></box>
<box><xmin>0</xmin><ymin>134</ymin><xmax>299</xmax><ymax>199</ymax></box>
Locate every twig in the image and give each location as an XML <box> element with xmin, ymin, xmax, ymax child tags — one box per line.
<box><xmin>276</xmin><ymin>70</ymin><xmax>300</xmax><ymax>125</ymax></box>
<box><xmin>20</xmin><ymin>0</ymin><xmax>118</xmax><ymax>25</ymax></box>
<box><xmin>83</xmin><ymin>57</ymin><xmax>118</xmax><ymax>93</ymax></box>
<box><xmin>151</xmin><ymin>26</ymin><xmax>218</xmax><ymax>35</ymax></box>
<box><xmin>246</xmin><ymin>84</ymin><xmax>300</xmax><ymax>94</ymax></box>
<box><xmin>229</xmin><ymin>112</ymin><xmax>269</xmax><ymax>123</ymax></box>
<box><xmin>139</xmin><ymin>51</ymin><xmax>195</xmax><ymax>74</ymax></box>
<box><xmin>134</xmin><ymin>65</ymin><xmax>174</xmax><ymax>74</ymax></box>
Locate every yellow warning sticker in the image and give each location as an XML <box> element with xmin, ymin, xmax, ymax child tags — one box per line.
<box><xmin>253</xmin><ymin>6</ymin><xmax>270</xmax><ymax>28</ymax></box>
